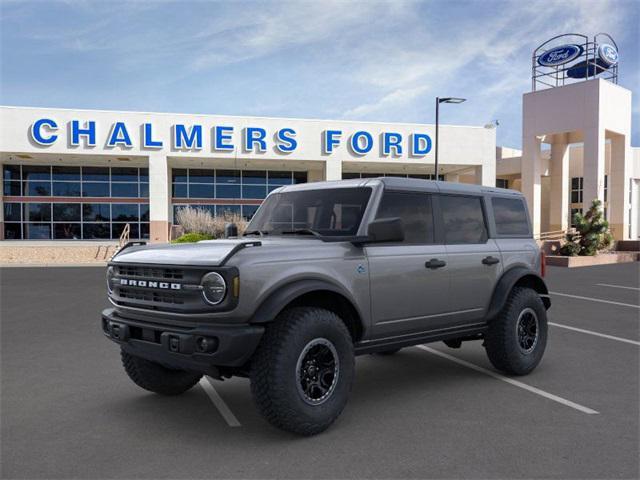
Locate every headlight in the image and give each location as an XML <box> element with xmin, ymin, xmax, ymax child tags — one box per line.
<box><xmin>106</xmin><ymin>266</ymin><xmax>115</xmax><ymax>294</ymax></box>
<box><xmin>201</xmin><ymin>272</ymin><xmax>227</xmax><ymax>305</ymax></box>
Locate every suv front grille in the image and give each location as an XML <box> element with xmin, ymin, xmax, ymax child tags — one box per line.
<box><xmin>115</xmin><ymin>265</ymin><xmax>184</xmax><ymax>280</ymax></box>
<box><xmin>118</xmin><ymin>287</ymin><xmax>185</xmax><ymax>305</ymax></box>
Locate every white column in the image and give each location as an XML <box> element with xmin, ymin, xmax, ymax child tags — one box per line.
<box><xmin>324</xmin><ymin>159</ymin><xmax>342</xmax><ymax>181</ymax></box>
<box><xmin>609</xmin><ymin>134</ymin><xmax>631</xmax><ymax>240</ymax></box>
<box><xmin>522</xmin><ymin>135</ymin><xmax>543</xmax><ymax>236</ymax></box>
<box><xmin>549</xmin><ymin>135</ymin><xmax>570</xmax><ymax>232</ymax></box>
<box><xmin>474</xmin><ymin>162</ymin><xmax>496</xmax><ymax>187</ymax></box>
<box><xmin>148</xmin><ymin>153</ymin><xmax>170</xmax><ymax>243</ymax></box>
<box><xmin>582</xmin><ymin>126</ymin><xmax>606</xmax><ymax>211</ymax></box>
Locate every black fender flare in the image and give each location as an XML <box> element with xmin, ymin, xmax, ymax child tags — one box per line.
<box><xmin>249</xmin><ymin>279</ymin><xmax>364</xmax><ymax>326</ymax></box>
<box><xmin>485</xmin><ymin>267</ymin><xmax>550</xmax><ymax>321</ymax></box>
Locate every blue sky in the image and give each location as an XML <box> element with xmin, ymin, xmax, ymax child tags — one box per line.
<box><xmin>1</xmin><ymin>0</ymin><xmax>638</xmax><ymax>148</ymax></box>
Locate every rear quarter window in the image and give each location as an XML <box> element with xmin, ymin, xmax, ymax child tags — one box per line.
<box><xmin>492</xmin><ymin>197</ymin><xmax>530</xmax><ymax>236</ymax></box>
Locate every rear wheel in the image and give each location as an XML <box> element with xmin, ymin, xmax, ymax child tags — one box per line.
<box><xmin>250</xmin><ymin>307</ymin><xmax>355</xmax><ymax>435</ymax></box>
<box><xmin>121</xmin><ymin>349</ymin><xmax>202</xmax><ymax>395</ymax></box>
<box><xmin>484</xmin><ymin>287</ymin><xmax>548</xmax><ymax>375</ymax></box>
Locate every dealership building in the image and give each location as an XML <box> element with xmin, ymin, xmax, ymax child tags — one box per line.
<box><xmin>0</xmin><ymin>34</ymin><xmax>638</xmax><ymax>244</ymax></box>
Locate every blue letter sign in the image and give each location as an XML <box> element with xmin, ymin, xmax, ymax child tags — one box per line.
<box><xmin>107</xmin><ymin>122</ymin><xmax>132</xmax><ymax>148</ymax></box>
<box><xmin>214</xmin><ymin>126</ymin><xmax>234</xmax><ymax>151</ymax></box>
<box><xmin>411</xmin><ymin>133</ymin><xmax>432</xmax><ymax>156</ymax></box>
<box><xmin>173</xmin><ymin>124</ymin><xmax>203</xmax><ymax>150</ymax></box>
<box><xmin>70</xmin><ymin>120</ymin><xmax>96</xmax><ymax>147</ymax></box>
<box><xmin>275</xmin><ymin>128</ymin><xmax>297</xmax><ymax>153</ymax></box>
<box><xmin>30</xmin><ymin>118</ymin><xmax>58</xmax><ymax>145</ymax></box>
<box><xmin>143</xmin><ymin>123</ymin><xmax>163</xmax><ymax>148</ymax></box>
<box><xmin>350</xmin><ymin>131</ymin><xmax>373</xmax><ymax>155</ymax></box>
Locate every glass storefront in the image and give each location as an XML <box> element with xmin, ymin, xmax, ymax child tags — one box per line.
<box><xmin>342</xmin><ymin>172</ymin><xmax>444</xmax><ymax>180</ymax></box>
<box><xmin>2</xmin><ymin>164</ymin><xmax>149</xmax><ymax>239</ymax></box>
<box><xmin>172</xmin><ymin>168</ymin><xmax>307</xmax><ymax>221</ymax></box>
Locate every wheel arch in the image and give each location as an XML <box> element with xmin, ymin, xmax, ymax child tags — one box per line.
<box><xmin>250</xmin><ymin>280</ymin><xmax>365</xmax><ymax>342</ymax></box>
<box><xmin>485</xmin><ymin>267</ymin><xmax>550</xmax><ymax>321</ymax></box>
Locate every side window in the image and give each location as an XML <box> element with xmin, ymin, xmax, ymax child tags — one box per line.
<box><xmin>492</xmin><ymin>197</ymin><xmax>530</xmax><ymax>236</ymax></box>
<box><xmin>440</xmin><ymin>195</ymin><xmax>487</xmax><ymax>244</ymax></box>
<box><xmin>375</xmin><ymin>191</ymin><xmax>434</xmax><ymax>244</ymax></box>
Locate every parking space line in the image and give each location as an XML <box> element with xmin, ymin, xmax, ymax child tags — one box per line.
<box><xmin>550</xmin><ymin>291</ymin><xmax>640</xmax><ymax>309</ymax></box>
<box><xmin>549</xmin><ymin>322</ymin><xmax>640</xmax><ymax>346</ymax></box>
<box><xmin>416</xmin><ymin>345</ymin><xmax>599</xmax><ymax>415</ymax></box>
<box><xmin>199</xmin><ymin>377</ymin><xmax>241</xmax><ymax>427</ymax></box>
<box><xmin>596</xmin><ymin>283</ymin><xmax>640</xmax><ymax>292</ymax></box>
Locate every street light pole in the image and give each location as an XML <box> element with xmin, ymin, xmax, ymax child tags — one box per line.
<box><xmin>434</xmin><ymin>96</ymin><xmax>466</xmax><ymax>180</ymax></box>
<box><xmin>435</xmin><ymin>97</ymin><xmax>440</xmax><ymax>181</ymax></box>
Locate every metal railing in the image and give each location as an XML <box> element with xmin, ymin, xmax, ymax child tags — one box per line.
<box><xmin>535</xmin><ymin>228</ymin><xmax>575</xmax><ymax>241</ymax></box>
<box><xmin>118</xmin><ymin>223</ymin><xmax>131</xmax><ymax>249</ymax></box>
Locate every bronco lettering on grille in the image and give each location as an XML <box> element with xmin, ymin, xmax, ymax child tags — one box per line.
<box><xmin>119</xmin><ymin>279</ymin><xmax>181</xmax><ymax>290</ymax></box>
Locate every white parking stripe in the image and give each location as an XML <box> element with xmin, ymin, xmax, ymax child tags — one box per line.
<box><xmin>596</xmin><ymin>283</ymin><xmax>640</xmax><ymax>292</ymax></box>
<box><xmin>550</xmin><ymin>291</ymin><xmax>640</xmax><ymax>309</ymax></box>
<box><xmin>416</xmin><ymin>345</ymin><xmax>599</xmax><ymax>415</ymax></box>
<box><xmin>199</xmin><ymin>377</ymin><xmax>241</xmax><ymax>427</ymax></box>
<box><xmin>549</xmin><ymin>322</ymin><xmax>640</xmax><ymax>346</ymax></box>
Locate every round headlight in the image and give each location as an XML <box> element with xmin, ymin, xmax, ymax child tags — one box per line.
<box><xmin>201</xmin><ymin>272</ymin><xmax>227</xmax><ymax>305</ymax></box>
<box><xmin>106</xmin><ymin>266</ymin><xmax>115</xmax><ymax>294</ymax></box>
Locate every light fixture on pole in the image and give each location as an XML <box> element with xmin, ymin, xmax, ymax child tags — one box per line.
<box><xmin>435</xmin><ymin>97</ymin><xmax>466</xmax><ymax>180</ymax></box>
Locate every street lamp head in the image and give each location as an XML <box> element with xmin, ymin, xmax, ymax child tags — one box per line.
<box><xmin>438</xmin><ymin>97</ymin><xmax>466</xmax><ymax>104</ymax></box>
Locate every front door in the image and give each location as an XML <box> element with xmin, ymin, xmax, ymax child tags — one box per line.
<box><xmin>365</xmin><ymin>190</ymin><xmax>451</xmax><ymax>338</ymax></box>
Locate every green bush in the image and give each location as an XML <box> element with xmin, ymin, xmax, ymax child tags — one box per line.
<box><xmin>172</xmin><ymin>232</ymin><xmax>214</xmax><ymax>244</ymax></box>
<box><xmin>559</xmin><ymin>199</ymin><xmax>613</xmax><ymax>256</ymax></box>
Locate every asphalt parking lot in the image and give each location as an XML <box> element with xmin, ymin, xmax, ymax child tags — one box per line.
<box><xmin>1</xmin><ymin>263</ymin><xmax>638</xmax><ymax>479</ymax></box>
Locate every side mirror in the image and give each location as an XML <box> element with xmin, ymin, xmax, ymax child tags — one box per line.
<box><xmin>365</xmin><ymin>217</ymin><xmax>404</xmax><ymax>243</ymax></box>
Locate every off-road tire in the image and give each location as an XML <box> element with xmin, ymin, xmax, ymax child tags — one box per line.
<box><xmin>375</xmin><ymin>348</ymin><xmax>401</xmax><ymax>356</ymax></box>
<box><xmin>250</xmin><ymin>307</ymin><xmax>355</xmax><ymax>436</ymax></box>
<box><xmin>485</xmin><ymin>287</ymin><xmax>548</xmax><ymax>376</ymax></box>
<box><xmin>121</xmin><ymin>349</ymin><xmax>202</xmax><ymax>395</ymax></box>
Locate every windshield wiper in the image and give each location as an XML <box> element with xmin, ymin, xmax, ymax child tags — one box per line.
<box><xmin>243</xmin><ymin>230</ymin><xmax>269</xmax><ymax>237</ymax></box>
<box><xmin>281</xmin><ymin>228</ymin><xmax>323</xmax><ymax>239</ymax></box>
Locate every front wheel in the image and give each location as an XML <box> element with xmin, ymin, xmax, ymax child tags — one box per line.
<box><xmin>250</xmin><ymin>307</ymin><xmax>355</xmax><ymax>435</ymax></box>
<box><xmin>484</xmin><ymin>287</ymin><xmax>548</xmax><ymax>376</ymax></box>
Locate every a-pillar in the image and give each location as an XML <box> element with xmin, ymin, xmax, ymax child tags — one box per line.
<box><xmin>582</xmin><ymin>126</ymin><xmax>606</xmax><ymax>212</ymax></box>
<box><xmin>522</xmin><ymin>135</ymin><xmax>543</xmax><ymax>236</ymax></box>
<box><xmin>148</xmin><ymin>153</ymin><xmax>171</xmax><ymax>243</ymax></box>
<box><xmin>324</xmin><ymin>159</ymin><xmax>342</xmax><ymax>181</ymax></box>
<box><xmin>609</xmin><ymin>133</ymin><xmax>631</xmax><ymax>240</ymax></box>
<box><xmin>549</xmin><ymin>134</ymin><xmax>570</xmax><ymax>232</ymax></box>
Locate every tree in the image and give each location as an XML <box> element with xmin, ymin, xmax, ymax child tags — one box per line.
<box><xmin>560</xmin><ymin>199</ymin><xmax>613</xmax><ymax>256</ymax></box>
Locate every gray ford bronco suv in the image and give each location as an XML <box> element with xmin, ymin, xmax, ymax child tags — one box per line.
<box><xmin>102</xmin><ymin>178</ymin><xmax>550</xmax><ymax>435</ymax></box>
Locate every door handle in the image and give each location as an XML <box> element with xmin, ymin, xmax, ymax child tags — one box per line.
<box><xmin>482</xmin><ymin>256</ymin><xmax>500</xmax><ymax>265</ymax></box>
<box><xmin>425</xmin><ymin>259</ymin><xmax>447</xmax><ymax>269</ymax></box>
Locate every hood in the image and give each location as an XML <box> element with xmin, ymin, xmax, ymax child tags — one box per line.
<box><xmin>111</xmin><ymin>237</ymin><xmax>323</xmax><ymax>266</ymax></box>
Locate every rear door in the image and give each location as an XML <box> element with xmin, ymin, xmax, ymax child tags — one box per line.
<box><xmin>365</xmin><ymin>190</ymin><xmax>451</xmax><ymax>338</ymax></box>
<box><xmin>438</xmin><ymin>194</ymin><xmax>502</xmax><ymax>325</ymax></box>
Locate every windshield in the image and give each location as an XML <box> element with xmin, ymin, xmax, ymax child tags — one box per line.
<box><xmin>246</xmin><ymin>187</ymin><xmax>372</xmax><ymax>237</ymax></box>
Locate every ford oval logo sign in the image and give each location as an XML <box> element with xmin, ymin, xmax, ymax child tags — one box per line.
<box><xmin>538</xmin><ymin>44</ymin><xmax>583</xmax><ymax>67</ymax></box>
<box><xmin>598</xmin><ymin>44</ymin><xmax>618</xmax><ymax>66</ymax></box>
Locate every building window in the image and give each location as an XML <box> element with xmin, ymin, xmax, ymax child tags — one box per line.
<box><xmin>570</xmin><ymin>177</ymin><xmax>583</xmax><ymax>203</ymax></box>
<box><xmin>496</xmin><ymin>179</ymin><xmax>509</xmax><ymax>189</ymax></box>
<box><xmin>342</xmin><ymin>172</ymin><xmax>444</xmax><ymax>181</ymax></box>
<box><xmin>171</xmin><ymin>168</ymin><xmax>307</xmax><ymax>221</ymax></box>
<box><xmin>2</xmin><ymin>164</ymin><xmax>149</xmax><ymax>240</ymax></box>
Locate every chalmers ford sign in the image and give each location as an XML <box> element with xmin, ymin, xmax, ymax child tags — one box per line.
<box><xmin>29</xmin><ymin>118</ymin><xmax>434</xmax><ymax>157</ymax></box>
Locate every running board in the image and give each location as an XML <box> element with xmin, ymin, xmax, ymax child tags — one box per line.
<box><xmin>354</xmin><ymin>324</ymin><xmax>487</xmax><ymax>355</ymax></box>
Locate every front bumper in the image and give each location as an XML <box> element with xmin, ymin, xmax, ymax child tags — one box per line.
<box><xmin>101</xmin><ymin>308</ymin><xmax>264</xmax><ymax>372</ymax></box>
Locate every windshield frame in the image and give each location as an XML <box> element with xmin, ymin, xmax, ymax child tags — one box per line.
<box><xmin>244</xmin><ymin>186</ymin><xmax>376</xmax><ymax>241</ymax></box>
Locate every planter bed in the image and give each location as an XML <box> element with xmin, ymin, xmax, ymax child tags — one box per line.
<box><xmin>546</xmin><ymin>252</ymin><xmax>639</xmax><ymax>268</ymax></box>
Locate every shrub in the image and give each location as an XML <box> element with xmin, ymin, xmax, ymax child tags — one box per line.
<box><xmin>172</xmin><ymin>232</ymin><xmax>214</xmax><ymax>243</ymax></box>
<box><xmin>559</xmin><ymin>199</ymin><xmax>613</xmax><ymax>256</ymax></box>
<box><xmin>175</xmin><ymin>206</ymin><xmax>249</xmax><ymax>239</ymax></box>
